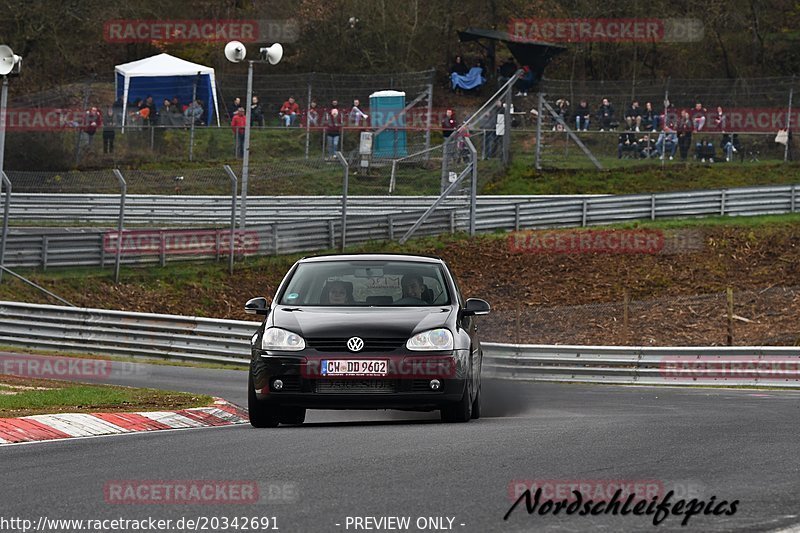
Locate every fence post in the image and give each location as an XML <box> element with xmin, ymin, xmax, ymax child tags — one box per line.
<box><xmin>335</xmin><ymin>151</ymin><xmax>349</xmax><ymax>251</ymax></box>
<box><xmin>0</xmin><ymin>172</ymin><xmax>11</xmax><ymax>283</ymax></box>
<box><xmin>651</xmin><ymin>194</ymin><xmax>656</xmax><ymax>220</ymax></box>
<box><xmin>791</xmin><ymin>184</ymin><xmax>797</xmax><ymax>213</ymax></box>
<box><xmin>328</xmin><ymin>220</ymin><xmax>335</xmax><ymax>249</ymax></box>
<box><xmin>623</xmin><ymin>288</ymin><xmax>630</xmax><ymax>345</ymax></box>
<box><xmin>112</xmin><ymin>169</ymin><xmax>127</xmax><ymax>284</ymax></box>
<box><xmin>535</xmin><ymin>93</ymin><xmax>543</xmax><ymax>170</ymax></box>
<box><xmin>502</xmin><ymin>84</ymin><xmax>511</xmax><ymax>168</ymax></box>
<box><xmin>305</xmin><ymin>75</ymin><xmax>313</xmax><ymax>160</ymax></box>
<box><xmin>581</xmin><ymin>199</ymin><xmax>588</xmax><ymax>227</ymax></box>
<box><xmin>223</xmin><ymin>165</ymin><xmax>238</xmax><ymax>275</ymax></box>
<box><xmin>159</xmin><ymin>231</ymin><xmax>166</xmax><ymax>267</ymax></box>
<box><xmin>440</xmin><ymin>136</ymin><xmax>450</xmax><ymax>194</ymax></box>
<box><xmin>424</xmin><ymin>82</ymin><xmax>434</xmax><ymax>155</ymax></box>
<box><xmin>785</xmin><ymin>79</ymin><xmax>795</xmax><ymax>163</ymax></box>
<box><xmin>726</xmin><ymin>287</ymin><xmax>734</xmax><ymax>346</ymax></box>
<box><xmin>387</xmin><ymin>214</ymin><xmax>394</xmax><ymax>241</ymax></box>
<box><xmin>41</xmin><ymin>235</ymin><xmax>48</xmax><ymax>271</ymax></box>
<box><xmin>469</xmin><ymin>136</ymin><xmax>478</xmax><ymax>236</ymax></box>
<box><xmin>720</xmin><ymin>189</ymin><xmax>727</xmax><ymax>216</ymax></box>
<box><xmin>273</xmin><ymin>225</ymin><xmax>279</xmax><ymax>255</ymax></box>
<box><xmin>514</xmin><ymin>204</ymin><xmax>520</xmax><ymax>231</ymax></box>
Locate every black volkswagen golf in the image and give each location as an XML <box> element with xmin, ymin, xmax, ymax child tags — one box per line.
<box><xmin>245</xmin><ymin>254</ymin><xmax>490</xmax><ymax>427</ymax></box>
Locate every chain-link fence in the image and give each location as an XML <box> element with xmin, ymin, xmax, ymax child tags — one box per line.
<box><xmin>480</xmin><ymin>286</ymin><xmax>800</xmax><ymax>347</ymax></box>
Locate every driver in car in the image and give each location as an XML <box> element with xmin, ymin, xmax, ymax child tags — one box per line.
<box><xmin>396</xmin><ymin>274</ymin><xmax>425</xmax><ymax>304</ymax></box>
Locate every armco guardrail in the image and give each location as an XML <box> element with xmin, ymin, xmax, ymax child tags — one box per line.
<box><xmin>1</xmin><ymin>301</ymin><xmax>799</xmax><ymax>388</ymax></box>
<box><xmin>1</xmin><ymin>185</ymin><xmax>798</xmax><ymax>269</ymax></box>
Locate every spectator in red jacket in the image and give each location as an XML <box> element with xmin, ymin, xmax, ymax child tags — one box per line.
<box><xmin>280</xmin><ymin>97</ymin><xmax>300</xmax><ymax>127</ymax></box>
<box><xmin>231</xmin><ymin>107</ymin><xmax>247</xmax><ymax>158</ymax></box>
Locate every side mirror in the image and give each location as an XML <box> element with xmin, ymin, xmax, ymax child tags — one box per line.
<box><xmin>463</xmin><ymin>298</ymin><xmax>491</xmax><ymax>316</ymax></box>
<box><xmin>245</xmin><ymin>297</ymin><xmax>270</xmax><ymax>315</ymax></box>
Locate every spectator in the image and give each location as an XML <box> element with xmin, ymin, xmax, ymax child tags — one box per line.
<box><xmin>514</xmin><ymin>65</ymin><xmax>535</xmax><ymax>96</ymax></box>
<box><xmin>721</xmin><ymin>132</ymin><xmax>740</xmax><ymax>162</ymax></box>
<box><xmin>171</xmin><ymin>96</ymin><xmax>182</xmax><ymax>112</ymax></box>
<box><xmin>712</xmin><ymin>106</ymin><xmax>726</xmax><ymax>131</ymax></box>
<box><xmin>553</xmin><ymin>98</ymin><xmax>569</xmax><ymax>131</ymax></box>
<box><xmin>695</xmin><ymin>138</ymin><xmax>715</xmax><ymax>163</ymax></box>
<box><xmin>598</xmin><ymin>98</ymin><xmax>615</xmax><ymax>131</ymax></box>
<box><xmin>691</xmin><ymin>102</ymin><xmax>707</xmax><ymax>131</ymax></box>
<box><xmin>497</xmin><ymin>58</ymin><xmax>518</xmax><ymax>87</ymax></box>
<box><xmin>638</xmin><ymin>133</ymin><xmax>656</xmax><ymax>158</ymax></box>
<box><xmin>676</xmin><ymin>110</ymin><xmax>694</xmax><ymax>161</ymax></box>
<box><xmin>81</xmin><ymin>106</ymin><xmax>102</xmax><ymax>147</ymax></box>
<box><xmin>641</xmin><ymin>102</ymin><xmax>660</xmax><ymax>132</ymax></box>
<box><xmin>450</xmin><ymin>55</ymin><xmax>469</xmax><ymax>76</ymax></box>
<box><xmin>159</xmin><ymin>98</ymin><xmax>179</xmax><ymax>127</ymax></box>
<box><xmin>349</xmin><ymin>98</ymin><xmax>369</xmax><ymax>127</ymax></box>
<box><xmin>307</xmin><ymin>101</ymin><xmax>319</xmax><ymax>127</ymax></box>
<box><xmin>575</xmin><ymin>100</ymin><xmax>591</xmax><ymax>131</ymax></box>
<box><xmin>280</xmin><ymin>96</ymin><xmax>300</xmax><ymax>127</ymax></box>
<box><xmin>250</xmin><ymin>95</ymin><xmax>264</xmax><ymax>127</ymax></box>
<box><xmin>656</xmin><ymin>122</ymin><xmax>678</xmax><ymax>160</ymax></box>
<box><xmin>230</xmin><ymin>97</ymin><xmax>242</xmax><ymax>119</ymax></box>
<box><xmin>102</xmin><ymin>105</ymin><xmax>115</xmax><ymax>154</ymax></box>
<box><xmin>325</xmin><ymin>108</ymin><xmax>342</xmax><ymax>157</ymax></box>
<box><xmin>184</xmin><ymin>98</ymin><xmax>203</xmax><ymax>126</ymax></box>
<box><xmin>625</xmin><ymin>101</ymin><xmax>642</xmax><ymax>132</ymax></box>
<box><xmin>617</xmin><ymin>128</ymin><xmax>638</xmax><ymax>158</ymax></box>
<box><xmin>231</xmin><ymin>107</ymin><xmax>247</xmax><ymax>158</ymax></box>
<box><xmin>441</xmin><ymin>108</ymin><xmax>457</xmax><ymax>138</ymax></box>
<box><xmin>143</xmin><ymin>95</ymin><xmax>157</xmax><ymax>126</ymax></box>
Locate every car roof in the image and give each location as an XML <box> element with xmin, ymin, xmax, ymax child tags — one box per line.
<box><xmin>299</xmin><ymin>253</ymin><xmax>444</xmax><ymax>264</ymax></box>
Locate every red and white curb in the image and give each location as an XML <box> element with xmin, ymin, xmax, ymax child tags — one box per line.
<box><xmin>0</xmin><ymin>398</ymin><xmax>248</xmax><ymax>445</ymax></box>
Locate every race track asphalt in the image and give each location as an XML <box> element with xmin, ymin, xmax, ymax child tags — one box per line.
<box><xmin>1</xmin><ymin>355</ymin><xmax>799</xmax><ymax>533</ymax></box>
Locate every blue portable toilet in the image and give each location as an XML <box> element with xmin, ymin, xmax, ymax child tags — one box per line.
<box><xmin>369</xmin><ymin>90</ymin><xmax>407</xmax><ymax>157</ymax></box>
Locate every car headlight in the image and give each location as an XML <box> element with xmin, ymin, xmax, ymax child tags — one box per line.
<box><xmin>262</xmin><ymin>327</ymin><xmax>306</xmax><ymax>351</ymax></box>
<box><xmin>406</xmin><ymin>328</ymin><xmax>453</xmax><ymax>351</ymax></box>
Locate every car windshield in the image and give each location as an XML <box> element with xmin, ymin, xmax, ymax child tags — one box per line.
<box><xmin>279</xmin><ymin>260</ymin><xmax>451</xmax><ymax>306</ymax></box>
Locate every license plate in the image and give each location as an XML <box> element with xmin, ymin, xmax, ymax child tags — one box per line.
<box><xmin>320</xmin><ymin>359</ymin><xmax>388</xmax><ymax>376</ymax></box>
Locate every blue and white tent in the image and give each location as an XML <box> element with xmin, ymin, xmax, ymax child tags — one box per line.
<box><xmin>114</xmin><ymin>53</ymin><xmax>220</xmax><ymax>127</ymax></box>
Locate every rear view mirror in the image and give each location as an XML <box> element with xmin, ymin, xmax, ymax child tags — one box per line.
<box><xmin>245</xmin><ymin>297</ymin><xmax>270</xmax><ymax>315</ymax></box>
<box><xmin>463</xmin><ymin>298</ymin><xmax>491</xmax><ymax>316</ymax></box>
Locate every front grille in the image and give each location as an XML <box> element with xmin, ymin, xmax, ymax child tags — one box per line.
<box><xmin>314</xmin><ymin>379</ymin><xmax>397</xmax><ymax>394</ymax></box>
<box><xmin>306</xmin><ymin>337</ymin><xmax>406</xmax><ymax>352</ymax></box>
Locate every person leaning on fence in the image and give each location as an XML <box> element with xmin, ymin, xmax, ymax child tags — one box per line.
<box><xmin>656</xmin><ymin>122</ymin><xmax>678</xmax><ymax>160</ymax></box>
<box><xmin>102</xmin><ymin>105</ymin><xmax>115</xmax><ymax>154</ymax></box>
<box><xmin>250</xmin><ymin>95</ymin><xmax>265</xmax><ymax>127</ymax></box>
<box><xmin>349</xmin><ymin>99</ymin><xmax>369</xmax><ymax>127</ymax></box>
<box><xmin>307</xmin><ymin>101</ymin><xmax>319</xmax><ymax>127</ymax></box>
<box><xmin>231</xmin><ymin>107</ymin><xmax>247</xmax><ymax>158</ymax></box>
<box><xmin>676</xmin><ymin>110</ymin><xmax>694</xmax><ymax>161</ymax></box>
<box><xmin>325</xmin><ymin>108</ymin><xmax>343</xmax><ymax>157</ymax></box>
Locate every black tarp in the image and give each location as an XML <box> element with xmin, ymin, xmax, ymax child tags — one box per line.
<box><xmin>457</xmin><ymin>27</ymin><xmax>566</xmax><ymax>81</ymax></box>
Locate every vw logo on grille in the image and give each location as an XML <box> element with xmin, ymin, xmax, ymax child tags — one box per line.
<box><xmin>346</xmin><ymin>337</ymin><xmax>364</xmax><ymax>352</ymax></box>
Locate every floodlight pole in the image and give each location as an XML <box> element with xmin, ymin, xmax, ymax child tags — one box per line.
<box><xmin>241</xmin><ymin>60</ymin><xmax>254</xmax><ymax>229</ymax></box>
<box><xmin>0</xmin><ymin>76</ymin><xmax>7</xmax><ymax>176</ymax></box>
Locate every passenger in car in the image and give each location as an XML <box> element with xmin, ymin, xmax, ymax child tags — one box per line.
<box><xmin>396</xmin><ymin>275</ymin><xmax>426</xmax><ymax>304</ymax></box>
<box><xmin>321</xmin><ymin>281</ymin><xmax>353</xmax><ymax>305</ymax></box>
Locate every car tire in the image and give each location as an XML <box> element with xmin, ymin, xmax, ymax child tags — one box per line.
<box><xmin>248</xmin><ymin>374</ymin><xmax>279</xmax><ymax>428</ymax></box>
<box><xmin>279</xmin><ymin>407</ymin><xmax>306</xmax><ymax>425</ymax></box>
<box><xmin>470</xmin><ymin>383</ymin><xmax>481</xmax><ymax>420</ymax></box>
<box><xmin>441</xmin><ymin>382</ymin><xmax>472</xmax><ymax>423</ymax></box>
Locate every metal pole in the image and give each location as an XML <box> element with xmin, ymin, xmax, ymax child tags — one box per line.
<box><xmin>223</xmin><ymin>165</ymin><xmax>238</xmax><ymax>274</ymax></box>
<box><xmin>469</xmin><ymin>136</ymin><xmax>478</xmax><ymax>236</ymax></box>
<box><xmin>112</xmin><ymin>169</ymin><xmax>127</xmax><ymax>283</ymax></box>
<box><xmin>0</xmin><ymin>77</ymin><xmax>7</xmax><ymax>176</ymax></box>
<box><xmin>335</xmin><ymin>151</ymin><xmax>349</xmax><ymax>251</ymax></box>
<box><xmin>662</xmin><ymin>78</ymin><xmax>670</xmax><ymax>170</ymax></box>
<box><xmin>502</xmin><ymin>85</ymin><xmax>511</xmax><ymax>167</ymax></box>
<box><xmin>440</xmin><ymin>135</ymin><xmax>450</xmax><ymax>194</ymax></box>
<box><xmin>785</xmin><ymin>78</ymin><xmax>794</xmax><ymax>163</ymax></box>
<box><xmin>304</xmin><ymin>76</ymin><xmax>312</xmax><ymax>159</ymax></box>
<box><xmin>424</xmin><ymin>82</ymin><xmax>433</xmax><ymax>155</ymax></box>
<box><xmin>0</xmin><ymin>172</ymin><xmax>10</xmax><ymax>284</ymax></box>
<box><xmin>241</xmin><ymin>61</ymin><xmax>254</xmax><ymax>229</ymax></box>
<box><xmin>189</xmin><ymin>72</ymin><xmax>199</xmax><ymax>162</ymax></box>
<box><xmin>535</xmin><ymin>92</ymin><xmax>543</xmax><ymax>170</ymax></box>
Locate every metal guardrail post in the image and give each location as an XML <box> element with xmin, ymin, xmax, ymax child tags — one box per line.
<box><xmin>792</xmin><ymin>185</ymin><xmax>797</xmax><ymax>213</ymax></box>
<box><xmin>720</xmin><ymin>189</ymin><xmax>727</xmax><ymax>216</ymax></box>
<box><xmin>223</xmin><ymin>165</ymin><xmax>238</xmax><ymax>275</ymax></box>
<box><xmin>335</xmin><ymin>151</ymin><xmax>349</xmax><ymax>251</ymax></box>
<box><xmin>651</xmin><ymin>194</ymin><xmax>656</xmax><ymax>220</ymax></box>
<box><xmin>581</xmin><ymin>199</ymin><xmax>588</xmax><ymax>227</ymax></box>
<box><xmin>112</xmin><ymin>169</ymin><xmax>126</xmax><ymax>284</ymax></box>
<box><xmin>0</xmin><ymin>172</ymin><xmax>10</xmax><ymax>283</ymax></box>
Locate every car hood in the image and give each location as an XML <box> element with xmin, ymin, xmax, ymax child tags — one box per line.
<box><xmin>271</xmin><ymin>306</ymin><xmax>454</xmax><ymax>338</ymax></box>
